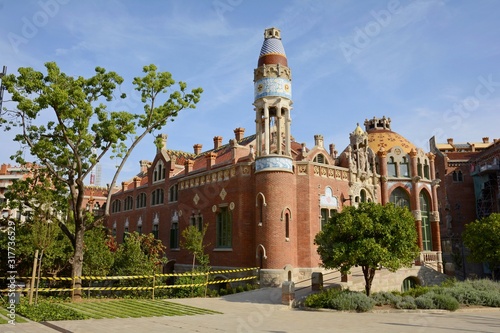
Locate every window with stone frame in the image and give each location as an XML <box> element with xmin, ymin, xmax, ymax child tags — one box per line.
<box><xmin>123</xmin><ymin>195</ymin><xmax>134</xmax><ymax>211</ymax></box>
<box><xmin>152</xmin><ymin>224</ymin><xmax>159</xmax><ymax>240</ymax></box>
<box><xmin>168</xmin><ymin>184</ymin><xmax>178</xmax><ymax>202</ymax></box>
<box><xmin>111</xmin><ymin>199</ymin><xmax>121</xmax><ymax>213</ymax></box>
<box><xmin>389</xmin><ymin>187</ymin><xmax>410</xmax><ymax>209</ymax></box>
<box><xmin>420</xmin><ymin>191</ymin><xmax>432</xmax><ymax>251</ymax></box>
<box><xmin>151</xmin><ymin>188</ymin><xmax>164</xmax><ymax>206</ymax></box>
<box><xmin>153</xmin><ymin>161</ymin><xmax>166</xmax><ymax>182</ymax></box>
<box><xmin>136</xmin><ymin>192</ymin><xmax>147</xmax><ymax>208</ymax></box>
<box><xmin>216</xmin><ymin>206</ymin><xmax>232</xmax><ymax>248</ymax></box>
<box><xmin>320</xmin><ymin>208</ymin><xmax>337</xmax><ymax>229</ymax></box>
<box><xmin>387</xmin><ymin>157</ymin><xmax>397</xmax><ymax>177</ymax></box>
<box><xmin>399</xmin><ymin>156</ymin><xmax>410</xmax><ymax>177</ymax></box>
<box><xmin>190</xmin><ymin>213</ymin><xmax>203</xmax><ymax>231</ymax></box>
<box><xmin>170</xmin><ymin>221</ymin><xmax>179</xmax><ymax>249</ymax></box>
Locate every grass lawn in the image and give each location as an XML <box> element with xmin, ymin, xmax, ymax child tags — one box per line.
<box><xmin>63</xmin><ymin>299</ymin><xmax>222</xmax><ymax>320</ymax></box>
<box><xmin>0</xmin><ymin>305</ymin><xmax>29</xmax><ymax>324</ymax></box>
<box><xmin>1</xmin><ymin>298</ymin><xmax>222</xmax><ymax>323</ymax></box>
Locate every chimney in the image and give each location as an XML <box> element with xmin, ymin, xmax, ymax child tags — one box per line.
<box><xmin>157</xmin><ymin>134</ymin><xmax>168</xmax><ymax>153</ymax></box>
<box><xmin>139</xmin><ymin>160</ymin><xmax>149</xmax><ymax>174</ymax></box>
<box><xmin>482</xmin><ymin>137</ymin><xmax>489</xmax><ymax>143</ymax></box>
<box><xmin>314</xmin><ymin>134</ymin><xmax>324</xmax><ymax>148</ymax></box>
<box><xmin>193</xmin><ymin>144</ymin><xmax>202</xmax><ymax>155</ymax></box>
<box><xmin>213</xmin><ymin>136</ymin><xmax>223</xmax><ymax>149</ymax></box>
<box><xmin>133</xmin><ymin>176</ymin><xmax>141</xmax><ymax>188</ymax></box>
<box><xmin>447</xmin><ymin>138</ymin><xmax>454</xmax><ymax>145</ymax></box>
<box><xmin>234</xmin><ymin>127</ymin><xmax>245</xmax><ymax>142</ymax></box>
<box><xmin>329</xmin><ymin>143</ymin><xmax>337</xmax><ymax>158</ymax></box>
<box><xmin>206</xmin><ymin>152</ymin><xmax>217</xmax><ymax>170</ymax></box>
<box><xmin>184</xmin><ymin>160</ymin><xmax>194</xmax><ymax>175</ymax></box>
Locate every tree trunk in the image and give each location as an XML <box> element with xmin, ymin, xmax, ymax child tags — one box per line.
<box><xmin>362</xmin><ymin>265</ymin><xmax>377</xmax><ymax>296</ymax></box>
<box><xmin>71</xmin><ymin>226</ymin><xmax>85</xmax><ymax>301</ymax></box>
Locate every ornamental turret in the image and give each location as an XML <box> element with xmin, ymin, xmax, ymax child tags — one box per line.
<box><xmin>253</xmin><ymin>28</ymin><xmax>293</xmax><ymax>172</ymax></box>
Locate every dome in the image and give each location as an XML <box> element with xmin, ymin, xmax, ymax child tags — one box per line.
<box><xmin>364</xmin><ymin>117</ymin><xmax>416</xmax><ymax>154</ymax></box>
<box><xmin>258</xmin><ymin>28</ymin><xmax>288</xmax><ymax>67</ymax></box>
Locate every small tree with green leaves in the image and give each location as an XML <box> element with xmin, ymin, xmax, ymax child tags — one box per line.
<box><xmin>315</xmin><ymin>202</ymin><xmax>420</xmax><ymax>296</ymax></box>
<box><xmin>462</xmin><ymin>213</ymin><xmax>500</xmax><ymax>280</ymax></box>
<box><xmin>1</xmin><ymin>62</ymin><xmax>202</xmax><ymax>299</ymax></box>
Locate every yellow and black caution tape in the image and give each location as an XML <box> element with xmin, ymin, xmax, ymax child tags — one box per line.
<box><xmin>207</xmin><ymin>276</ymin><xmax>257</xmax><ymax>284</ymax></box>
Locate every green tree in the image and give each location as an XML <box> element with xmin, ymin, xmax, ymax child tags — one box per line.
<box><xmin>1</xmin><ymin>62</ymin><xmax>202</xmax><ymax>299</ymax></box>
<box><xmin>82</xmin><ymin>227</ymin><xmax>114</xmax><ymax>277</ymax></box>
<box><xmin>181</xmin><ymin>224</ymin><xmax>210</xmax><ymax>271</ymax></box>
<box><xmin>462</xmin><ymin>213</ymin><xmax>500</xmax><ymax>280</ymax></box>
<box><xmin>0</xmin><ymin>167</ymin><xmax>72</xmax><ymax>278</ymax></box>
<box><xmin>112</xmin><ymin>232</ymin><xmax>166</xmax><ymax>276</ymax></box>
<box><xmin>314</xmin><ymin>202</ymin><xmax>420</xmax><ymax>296</ymax></box>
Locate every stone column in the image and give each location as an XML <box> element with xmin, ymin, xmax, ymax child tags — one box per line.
<box><xmin>377</xmin><ymin>148</ymin><xmax>388</xmax><ymax>205</ymax></box>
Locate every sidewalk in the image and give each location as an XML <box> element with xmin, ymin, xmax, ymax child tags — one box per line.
<box><xmin>2</xmin><ymin>288</ymin><xmax>500</xmax><ymax>333</ymax></box>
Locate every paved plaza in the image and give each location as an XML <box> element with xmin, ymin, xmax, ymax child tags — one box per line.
<box><xmin>2</xmin><ymin>288</ymin><xmax>499</xmax><ymax>333</ymax></box>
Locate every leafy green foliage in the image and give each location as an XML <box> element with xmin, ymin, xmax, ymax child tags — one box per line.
<box><xmin>82</xmin><ymin>227</ymin><xmax>114</xmax><ymax>276</ymax></box>
<box><xmin>1</xmin><ymin>62</ymin><xmax>202</xmax><ymax>298</ymax></box>
<box><xmin>304</xmin><ymin>288</ymin><xmax>375</xmax><ymax>312</ymax></box>
<box><xmin>462</xmin><ymin>213</ymin><xmax>500</xmax><ymax>279</ymax></box>
<box><xmin>111</xmin><ymin>232</ymin><xmax>166</xmax><ymax>276</ymax></box>
<box><xmin>181</xmin><ymin>224</ymin><xmax>210</xmax><ymax>271</ymax></box>
<box><xmin>314</xmin><ymin>202</ymin><xmax>420</xmax><ymax>295</ymax></box>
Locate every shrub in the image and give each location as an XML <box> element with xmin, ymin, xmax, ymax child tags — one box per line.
<box><xmin>16</xmin><ymin>301</ymin><xmax>88</xmax><ymax>322</ymax></box>
<box><xmin>402</xmin><ymin>285</ymin><xmax>433</xmax><ymax>298</ymax></box>
<box><xmin>395</xmin><ymin>296</ymin><xmax>417</xmax><ymax>310</ymax></box>
<box><xmin>432</xmin><ymin>293</ymin><xmax>460</xmax><ymax>311</ymax></box>
<box><xmin>327</xmin><ymin>291</ymin><xmax>375</xmax><ymax>312</ymax></box>
<box><xmin>304</xmin><ymin>288</ymin><xmax>341</xmax><ymax>308</ymax></box>
<box><xmin>371</xmin><ymin>292</ymin><xmax>401</xmax><ymax>306</ymax></box>
<box><xmin>415</xmin><ymin>294</ymin><xmax>435</xmax><ymax>309</ymax></box>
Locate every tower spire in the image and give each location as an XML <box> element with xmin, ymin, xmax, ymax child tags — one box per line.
<box><xmin>253</xmin><ymin>28</ymin><xmax>293</xmax><ymax>169</ymax></box>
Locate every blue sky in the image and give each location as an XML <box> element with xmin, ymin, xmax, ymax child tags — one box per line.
<box><xmin>1</xmin><ymin>0</ymin><xmax>499</xmax><ymax>185</ymax></box>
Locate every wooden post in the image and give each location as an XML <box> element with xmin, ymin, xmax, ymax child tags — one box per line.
<box><xmin>29</xmin><ymin>250</ymin><xmax>38</xmax><ymax>305</ymax></box>
<box><xmin>152</xmin><ymin>273</ymin><xmax>156</xmax><ymax>300</ymax></box>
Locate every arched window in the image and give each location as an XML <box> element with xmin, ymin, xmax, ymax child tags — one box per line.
<box><xmin>417</xmin><ymin>158</ymin><xmax>423</xmax><ymax>178</ymax></box>
<box><xmin>151</xmin><ymin>188</ymin><xmax>164</xmax><ymax>206</ymax></box>
<box><xmin>285</xmin><ymin>212</ymin><xmax>290</xmax><ymax>239</ymax></box>
<box><xmin>314</xmin><ymin>154</ymin><xmax>327</xmax><ymax>164</ymax></box>
<box><xmin>389</xmin><ymin>187</ymin><xmax>410</xmax><ymax>209</ymax></box>
<box><xmin>124</xmin><ymin>196</ymin><xmax>133</xmax><ymax>211</ymax></box>
<box><xmin>399</xmin><ymin>156</ymin><xmax>409</xmax><ymax>177</ymax></box>
<box><xmin>216</xmin><ymin>207</ymin><xmax>232</xmax><ymax>248</ymax></box>
<box><xmin>360</xmin><ymin>189</ymin><xmax>367</xmax><ymax>203</ymax></box>
<box><xmin>420</xmin><ymin>191</ymin><xmax>432</xmax><ymax>251</ymax></box>
<box><xmin>452</xmin><ymin>170</ymin><xmax>463</xmax><ymax>182</ymax></box>
<box><xmin>423</xmin><ymin>160</ymin><xmax>430</xmax><ymax>179</ymax></box>
<box><xmin>136</xmin><ymin>192</ymin><xmax>147</xmax><ymax>208</ymax></box>
<box><xmin>168</xmin><ymin>184</ymin><xmax>178</xmax><ymax>202</ymax></box>
<box><xmin>111</xmin><ymin>199</ymin><xmax>121</xmax><ymax>213</ymax></box>
<box><xmin>387</xmin><ymin>157</ymin><xmax>397</xmax><ymax>177</ymax></box>
<box><xmin>153</xmin><ymin>161</ymin><xmax>166</xmax><ymax>182</ymax></box>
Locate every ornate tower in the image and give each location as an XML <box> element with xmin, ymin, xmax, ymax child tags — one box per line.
<box><xmin>253</xmin><ymin>27</ymin><xmax>293</xmax><ymax>169</ymax></box>
<box><xmin>254</xmin><ymin>28</ymin><xmax>297</xmax><ymax>285</ymax></box>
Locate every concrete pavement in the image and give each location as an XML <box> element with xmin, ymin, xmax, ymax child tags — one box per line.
<box><xmin>2</xmin><ymin>287</ymin><xmax>500</xmax><ymax>333</ymax></box>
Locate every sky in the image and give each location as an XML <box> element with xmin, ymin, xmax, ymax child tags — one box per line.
<box><xmin>1</xmin><ymin>0</ymin><xmax>499</xmax><ymax>185</ymax></box>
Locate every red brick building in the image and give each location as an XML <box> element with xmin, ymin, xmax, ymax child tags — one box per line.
<box><xmin>431</xmin><ymin>136</ymin><xmax>500</xmax><ymax>278</ymax></box>
<box><xmin>107</xmin><ymin>28</ymin><xmax>443</xmax><ymax>286</ymax></box>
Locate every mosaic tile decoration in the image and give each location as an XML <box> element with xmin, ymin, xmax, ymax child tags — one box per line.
<box><xmin>259</xmin><ymin>38</ymin><xmax>286</xmax><ymax>57</ymax></box>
